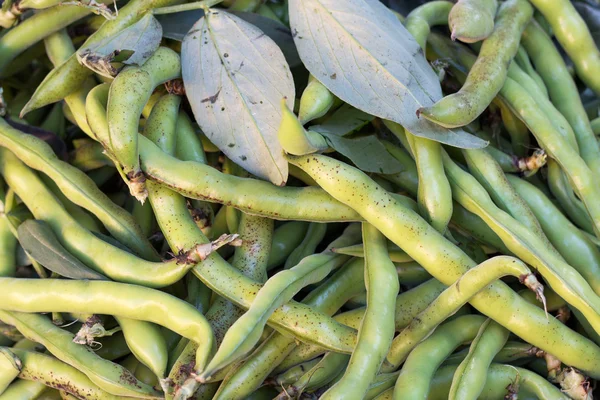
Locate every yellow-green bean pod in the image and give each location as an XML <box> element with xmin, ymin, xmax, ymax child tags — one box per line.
<box><xmin>449</xmin><ymin>0</ymin><xmax>498</xmax><ymax>43</ymax></box>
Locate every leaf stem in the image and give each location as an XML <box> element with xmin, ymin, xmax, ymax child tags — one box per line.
<box><xmin>152</xmin><ymin>0</ymin><xmax>223</xmax><ymax>15</ymax></box>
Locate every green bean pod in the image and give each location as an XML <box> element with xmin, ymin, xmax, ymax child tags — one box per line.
<box><xmin>21</xmin><ymin>0</ymin><xmax>184</xmax><ymax>116</ymax></box>
<box><xmin>547</xmin><ymin>159</ymin><xmax>595</xmax><ymax>234</ymax></box>
<box><xmin>385</xmin><ymin>256</ymin><xmax>541</xmax><ymax>370</ymax></box>
<box><xmin>0</xmin><ymin>118</ymin><xmax>158</xmax><ymax>261</ymax></box>
<box><xmin>272</xmin><ymin>358</ymin><xmax>321</xmax><ymax>387</ymax></box>
<box><xmin>199</xmin><ymin>251</ymin><xmax>350</xmax><ymax>380</ymax></box>
<box><xmin>275</xmin><ymin>278</ymin><xmax>447</xmax><ymax>374</ymax></box>
<box><xmin>277</xmin><ymin>100</ymin><xmax>329</xmax><ymax>156</ymax></box>
<box><xmin>0</xmin><ymin>3</ymin><xmax>109</xmax><ymax>74</ymax></box>
<box><xmin>0</xmin><ymin>347</ymin><xmax>20</xmax><ymax>394</ymax></box>
<box><xmin>280</xmin><ymin>352</ymin><xmax>350</xmax><ymax>398</ymax></box>
<box><xmin>0</xmin><ymin>198</ymin><xmax>16</xmax><ymax>278</ymax></box>
<box><xmin>0</xmin><ymin>311</ymin><xmax>160</xmax><ymax>398</ymax></box>
<box><xmin>419</xmin><ymin>0</ymin><xmax>533</xmax><ymax>128</ymax></box>
<box><xmin>0</xmin><ymin>149</ymin><xmax>206</xmax><ymax>288</ymax></box>
<box><xmin>283</xmin><ymin>222</ymin><xmax>327</xmax><ymax>269</ymax></box>
<box><xmin>320</xmin><ymin>224</ymin><xmax>398</xmax><ymax>400</ymax></box>
<box><xmin>204</xmin><ymin>233</ymin><xmax>364</xmax><ymax>400</ymax></box>
<box><xmin>497</xmin><ymin>99</ymin><xmax>530</xmax><ymax>157</ymax></box>
<box><xmin>528</xmin><ymin>0</ymin><xmax>600</xmax><ymax>96</ymax></box>
<box><xmin>140</xmin><ymin>136</ymin><xmax>360</xmax><ymax>221</ymax></box>
<box><xmin>0</xmin><ymin>379</ymin><xmax>47</xmax><ymax>400</ymax></box>
<box><xmin>514</xmin><ymin>45</ymin><xmax>547</xmax><ymax>96</ymax></box>
<box><xmin>288</xmin><ymin>153</ymin><xmax>600</xmax><ymax>377</ymax></box>
<box><xmin>428</xmin><ymin>364</ymin><xmax>568</xmax><ymax>400</ymax></box>
<box><xmin>448</xmin><ymin>0</ymin><xmax>498</xmax><ymax>43</ymax></box>
<box><xmin>0</xmin><ymin>279</ymin><xmax>214</xmax><ymax>375</ymax></box>
<box><xmin>5</xmin><ymin>348</ymin><xmax>128</xmax><ymax>400</ymax></box>
<box><xmin>114</xmin><ymin>317</ymin><xmax>168</xmax><ymax>381</ymax></box>
<box><xmin>448</xmin><ymin>319</ymin><xmax>509</xmax><ymax>400</ymax></box>
<box><xmin>393</xmin><ymin>315</ymin><xmax>486</xmax><ymax>399</ymax></box>
<box><xmin>444</xmin><ymin>340</ymin><xmax>539</xmax><ymax>366</ymax></box>
<box><xmin>298</xmin><ymin>75</ymin><xmax>335</xmax><ymax>125</ymax></box>
<box><xmin>442</xmin><ymin>153</ymin><xmax>600</xmax><ymax>335</ymax></box>
<box><xmin>507</xmin><ymin>175</ymin><xmax>600</xmax><ymax>294</ymax></box>
<box><xmin>462</xmin><ymin>148</ymin><xmax>549</xmax><ymax>246</ymax></box>
<box><xmin>107</xmin><ymin>47</ymin><xmax>181</xmax><ymax>202</ymax></box>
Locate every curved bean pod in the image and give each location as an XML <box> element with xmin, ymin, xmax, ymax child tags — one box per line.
<box><xmin>0</xmin><ymin>118</ymin><xmax>158</xmax><ymax>260</ymax></box>
<box><xmin>203</xmin><ymin>231</ymin><xmax>363</xmax><ymax>400</ymax></box>
<box><xmin>418</xmin><ymin>0</ymin><xmax>533</xmax><ymax>128</ymax></box>
<box><xmin>0</xmin><ymin>148</ymin><xmax>205</xmax><ymax>287</ymax></box>
<box><xmin>107</xmin><ymin>47</ymin><xmax>181</xmax><ymax>202</ymax></box>
<box><xmin>0</xmin><ymin>311</ymin><xmax>159</xmax><ymax>398</ymax></box>
<box><xmin>298</xmin><ymin>76</ymin><xmax>336</xmax><ymax>125</ymax></box>
<box><xmin>449</xmin><ymin>0</ymin><xmax>497</xmax><ymax>43</ymax></box>
<box><xmin>6</xmin><ymin>348</ymin><xmax>128</xmax><ymax>400</ymax></box>
<box><xmin>0</xmin><ymin>278</ymin><xmax>214</xmax><ymax>374</ymax></box>
<box><xmin>283</xmin><ymin>222</ymin><xmax>327</xmax><ymax>269</ymax></box>
<box><xmin>199</xmin><ymin>251</ymin><xmax>350</xmax><ymax>380</ymax></box>
<box><xmin>385</xmin><ymin>256</ymin><xmax>541</xmax><ymax>369</ymax></box>
<box><xmin>21</xmin><ymin>0</ymin><xmax>184</xmax><ymax>115</ymax></box>
<box><xmin>507</xmin><ymin>175</ymin><xmax>600</xmax><ymax>294</ymax></box>
<box><xmin>448</xmin><ymin>319</ymin><xmax>509</xmax><ymax>400</ymax></box>
<box><xmin>393</xmin><ymin>315</ymin><xmax>487</xmax><ymax>399</ymax></box>
<box><xmin>443</xmin><ymin>153</ymin><xmax>600</xmax><ymax>335</ymax></box>
<box><xmin>320</xmin><ymin>224</ymin><xmax>398</xmax><ymax>400</ymax></box>
<box><xmin>288</xmin><ymin>153</ymin><xmax>600</xmax><ymax>377</ymax></box>
<box><xmin>0</xmin><ymin>347</ymin><xmax>20</xmax><ymax>394</ymax></box>
<box><xmin>0</xmin><ymin>3</ymin><xmax>108</xmax><ymax>74</ymax></box>
<box><xmin>528</xmin><ymin>0</ymin><xmax>600</xmax><ymax>96</ymax></box>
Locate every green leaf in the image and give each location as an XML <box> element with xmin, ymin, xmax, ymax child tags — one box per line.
<box><xmin>17</xmin><ymin>220</ymin><xmax>107</xmax><ymax>280</ymax></box>
<box><xmin>309</xmin><ymin>104</ymin><xmax>373</xmax><ymax>137</ymax></box>
<box><xmin>324</xmin><ymin>134</ymin><xmax>404</xmax><ymax>174</ymax></box>
<box><xmin>289</xmin><ymin>0</ymin><xmax>487</xmax><ymax>149</ymax></box>
<box><xmin>76</xmin><ymin>13</ymin><xmax>163</xmax><ymax>78</ymax></box>
<box><xmin>182</xmin><ymin>9</ymin><xmax>295</xmax><ymax>185</ymax></box>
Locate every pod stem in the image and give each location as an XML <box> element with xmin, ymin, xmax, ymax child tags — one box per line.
<box><xmin>520</xmin><ymin>273</ymin><xmax>547</xmax><ymax>318</ymax></box>
<box><xmin>179</xmin><ymin>233</ymin><xmax>242</xmax><ymax>264</ymax></box>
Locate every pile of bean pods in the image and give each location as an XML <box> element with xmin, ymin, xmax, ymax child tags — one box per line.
<box><xmin>0</xmin><ymin>0</ymin><xmax>599</xmax><ymax>399</ymax></box>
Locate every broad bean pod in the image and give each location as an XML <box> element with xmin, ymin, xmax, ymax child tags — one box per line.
<box><xmin>298</xmin><ymin>75</ymin><xmax>336</xmax><ymax>125</ymax></box>
<box><xmin>0</xmin><ymin>3</ymin><xmax>110</xmax><ymax>74</ymax></box>
<box><xmin>6</xmin><ymin>348</ymin><xmax>130</xmax><ymax>400</ymax></box>
<box><xmin>514</xmin><ymin>45</ymin><xmax>547</xmax><ymax>96</ymax></box>
<box><xmin>0</xmin><ymin>379</ymin><xmax>48</xmax><ymax>399</ymax></box>
<box><xmin>528</xmin><ymin>0</ymin><xmax>600</xmax><ymax>96</ymax></box>
<box><xmin>442</xmin><ymin>153</ymin><xmax>600</xmax><ymax>335</ymax></box>
<box><xmin>21</xmin><ymin>0</ymin><xmax>185</xmax><ymax>115</ymax></box>
<box><xmin>107</xmin><ymin>47</ymin><xmax>181</xmax><ymax>201</ymax></box>
<box><xmin>393</xmin><ymin>315</ymin><xmax>487</xmax><ymax>399</ymax></box>
<box><xmin>320</xmin><ymin>224</ymin><xmax>398</xmax><ymax>400</ymax></box>
<box><xmin>0</xmin><ymin>311</ymin><xmax>160</xmax><ymax>398</ymax></box>
<box><xmin>288</xmin><ymin>153</ymin><xmax>600</xmax><ymax>377</ymax></box>
<box><xmin>508</xmin><ymin>175</ymin><xmax>600</xmax><ymax>294</ymax></box>
<box><xmin>385</xmin><ymin>256</ymin><xmax>541</xmax><ymax>370</ymax></box>
<box><xmin>199</xmin><ymin>251</ymin><xmax>350</xmax><ymax>380</ymax></box>
<box><xmin>448</xmin><ymin>0</ymin><xmax>498</xmax><ymax>43</ymax></box>
<box><xmin>448</xmin><ymin>319</ymin><xmax>510</xmax><ymax>400</ymax></box>
<box><xmin>207</xmin><ymin>236</ymin><xmax>364</xmax><ymax>400</ymax></box>
<box><xmin>0</xmin><ymin>347</ymin><xmax>20</xmax><ymax>394</ymax></box>
<box><xmin>444</xmin><ymin>340</ymin><xmax>539</xmax><ymax>366</ymax></box>
<box><xmin>0</xmin><ymin>118</ymin><xmax>158</xmax><ymax>260</ymax></box>
<box><xmin>0</xmin><ymin>278</ymin><xmax>214</xmax><ymax>374</ymax></box>
<box><xmin>418</xmin><ymin>0</ymin><xmax>533</xmax><ymax>128</ymax></box>
<box><xmin>283</xmin><ymin>222</ymin><xmax>327</xmax><ymax>269</ymax></box>
<box><xmin>0</xmin><ymin>148</ymin><xmax>210</xmax><ymax>287</ymax></box>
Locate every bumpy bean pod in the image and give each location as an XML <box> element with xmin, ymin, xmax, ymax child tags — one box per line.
<box><xmin>0</xmin><ymin>148</ymin><xmax>211</xmax><ymax>288</ymax></box>
<box><xmin>385</xmin><ymin>256</ymin><xmax>541</xmax><ymax>370</ymax></box>
<box><xmin>418</xmin><ymin>0</ymin><xmax>533</xmax><ymax>128</ymax></box>
<box><xmin>320</xmin><ymin>224</ymin><xmax>398</xmax><ymax>400</ymax></box>
<box><xmin>21</xmin><ymin>0</ymin><xmax>184</xmax><ymax>115</ymax></box>
<box><xmin>12</xmin><ymin>348</ymin><xmax>135</xmax><ymax>400</ymax></box>
<box><xmin>0</xmin><ymin>278</ymin><xmax>214</xmax><ymax>375</ymax></box>
<box><xmin>288</xmin><ymin>153</ymin><xmax>600</xmax><ymax>377</ymax></box>
<box><xmin>107</xmin><ymin>47</ymin><xmax>181</xmax><ymax>202</ymax></box>
<box><xmin>0</xmin><ymin>3</ymin><xmax>110</xmax><ymax>74</ymax></box>
<box><xmin>393</xmin><ymin>315</ymin><xmax>487</xmax><ymax>399</ymax></box>
<box><xmin>448</xmin><ymin>0</ymin><xmax>498</xmax><ymax>43</ymax></box>
<box><xmin>449</xmin><ymin>319</ymin><xmax>510</xmax><ymax>400</ymax></box>
<box><xmin>0</xmin><ymin>311</ymin><xmax>160</xmax><ymax>399</ymax></box>
<box><xmin>0</xmin><ymin>118</ymin><xmax>158</xmax><ymax>260</ymax></box>
<box><xmin>528</xmin><ymin>0</ymin><xmax>600</xmax><ymax>96</ymax></box>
